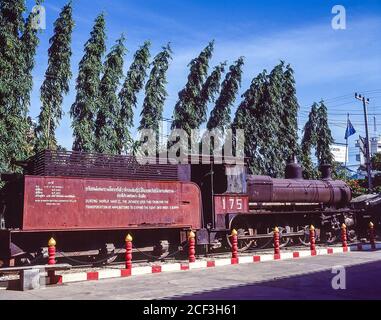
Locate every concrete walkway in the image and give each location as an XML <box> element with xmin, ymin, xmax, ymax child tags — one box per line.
<box><xmin>1</xmin><ymin>251</ymin><xmax>380</xmax><ymax>300</ymax></box>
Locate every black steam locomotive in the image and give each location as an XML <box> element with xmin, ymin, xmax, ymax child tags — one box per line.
<box><xmin>0</xmin><ymin>150</ymin><xmax>379</xmax><ymax>266</ymax></box>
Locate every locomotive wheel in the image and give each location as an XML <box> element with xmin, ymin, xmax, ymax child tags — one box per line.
<box><xmin>278</xmin><ymin>226</ymin><xmax>292</xmax><ymax>248</ymax></box>
<box><xmin>347</xmin><ymin>229</ymin><xmax>358</xmax><ymax>243</ymax></box>
<box><xmin>298</xmin><ymin>226</ymin><xmax>311</xmax><ymax>247</ymax></box>
<box><xmin>227</xmin><ymin>219</ymin><xmax>255</xmax><ymax>252</ymax></box>
<box><xmin>256</xmin><ymin>225</ymin><xmax>292</xmax><ymax>249</ymax></box>
<box><xmin>324</xmin><ymin>232</ymin><xmax>337</xmax><ymax>245</ymax></box>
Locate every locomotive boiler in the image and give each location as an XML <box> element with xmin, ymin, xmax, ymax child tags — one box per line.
<box><xmin>0</xmin><ymin>150</ymin><xmax>369</xmax><ymax>267</ymax></box>
<box><xmin>247</xmin><ymin>164</ymin><xmax>351</xmax><ymax>206</ymax></box>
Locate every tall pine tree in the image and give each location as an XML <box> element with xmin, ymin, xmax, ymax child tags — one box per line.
<box><xmin>138</xmin><ymin>44</ymin><xmax>172</xmax><ymax>139</ymax></box>
<box><xmin>36</xmin><ymin>1</ymin><xmax>74</xmax><ymax>151</ymax></box>
<box><xmin>71</xmin><ymin>13</ymin><xmax>106</xmax><ymax>152</ymax></box>
<box><xmin>206</xmin><ymin>57</ymin><xmax>244</xmax><ymax>132</ymax></box>
<box><xmin>117</xmin><ymin>41</ymin><xmax>151</xmax><ymax>154</ymax></box>
<box><xmin>171</xmin><ymin>41</ymin><xmax>214</xmax><ymax>134</ymax></box>
<box><xmin>301</xmin><ymin>103</ymin><xmax>319</xmax><ymax>179</ymax></box>
<box><xmin>316</xmin><ymin>100</ymin><xmax>334</xmax><ymax>166</ymax></box>
<box><xmin>94</xmin><ymin>36</ymin><xmax>126</xmax><ymax>154</ymax></box>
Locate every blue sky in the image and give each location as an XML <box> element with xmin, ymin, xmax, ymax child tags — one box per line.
<box><xmin>25</xmin><ymin>0</ymin><xmax>381</xmax><ymax>166</ymax></box>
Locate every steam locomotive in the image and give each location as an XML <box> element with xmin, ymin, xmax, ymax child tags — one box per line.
<box><xmin>0</xmin><ymin>150</ymin><xmax>377</xmax><ymax>267</ymax></box>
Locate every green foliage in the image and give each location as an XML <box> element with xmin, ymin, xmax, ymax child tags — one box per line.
<box><xmin>94</xmin><ymin>35</ymin><xmax>126</xmax><ymax>154</ymax></box>
<box><xmin>316</xmin><ymin>101</ymin><xmax>334</xmax><ymax>166</ymax></box>
<box><xmin>0</xmin><ymin>0</ymin><xmax>40</xmax><ymax>172</ymax></box>
<box><xmin>301</xmin><ymin>101</ymin><xmax>334</xmax><ymax>179</ymax></box>
<box><xmin>281</xmin><ymin>63</ymin><xmax>300</xmax><ymax>161</ymax></box>
<box><xmin>198</xmin><ymin>62</ymin><xmax>226</xmax><ymax>124</ymax></box>
<box><xmin>206</xmin><ymin>57</ymin><xmax>244</xmax><ymax>132</ymax></box>
<box><xmin>117</xmin><ymin>41</ymin><xmax>151</xmax><ymax>154</ymax></box>
<box><xmin>36</xmin><ymin>1</ymin><xmax>74</xmax><ymax>151</ymax></box>
<box><xmin>372</xmin><ymin>153</ymin><xmax>381</xmax><ymax>171</ymax></box>
<box><xmin>171</xmin><ymin>41</ymin><xmax>214</xmax><ymax>135</ymax></box>
<box><xmin>332</xmin><ymin>162</ymin><xmax>347</xmax><ymax>180</ymax></box>
<box><xmin>301</xmin><ymin>103</ymin><xmax>319</xmax><ymax>179</ymax></box>
<box><xmin>346</xmin><ymin>179</ymin><xmax>368</xmax><ymax>197</ymax></box>
<box><xmin>139</xmin><ymin>43</ymin><xmax>172</xmax><ymax>138</ymax></box>
<box><xmin>71</xmin><ymin>13</ymin><xmax>106</xmax><ymax>152</ymax></box>
<box><xmin>232</xmin><ymin>62</ymin><xmax>299</xmax><ymax>177</ymax></box>
<box><xmin>232</xmin><ymin>71</ymin><xmax>273</xmax><ymax>175</ymax></box>
<box><xmin>21</xmin><ymin>9</ymin><xmax>40</xmax><ymax>112</ymax></box>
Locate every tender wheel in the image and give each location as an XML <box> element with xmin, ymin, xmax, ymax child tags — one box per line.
<box><xmin>153</xmin><ymin>240</ymin><xmax>170</xmax><ymax>260</ymax></box>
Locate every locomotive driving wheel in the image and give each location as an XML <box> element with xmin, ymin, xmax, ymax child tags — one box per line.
<box><xmin>256</xmin><ymin>224</ymin><xmax>292</xmax><ymax>249</ymax></box>
<box><xmin>227</xmin><ymin>218</ymin><xmax>255</xmax><ymax>252</ymax></box>
<box><xmin>298</xmin><ymin>225</ymin><xmax>311</xmax><ymax>246</ymax></box>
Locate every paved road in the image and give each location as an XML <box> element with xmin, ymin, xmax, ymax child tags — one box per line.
<box><xmin>1</xmin><ymin>251</ymin><xmax>381</xmax><ymax>300</ymax></box>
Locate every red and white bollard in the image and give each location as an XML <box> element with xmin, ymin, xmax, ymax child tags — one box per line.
<box><xmin>231</xmin><ymin>229</ymin><xmax>239</xmax><ymax>263</ymax></box>
<box><xmin>48</xmin><ymin>238</ymin><xmax>56</xmax><ymax>265</ymax></box>
<box><xmin>310</xmin><ymin>225</ymin><xmax>316</xmax><ymax>254</ymax></box>
<box><xmin>341</xmin><ymin>224</ymin><xmax>348</xmax><ymax>250</ymax></box>
<box><xmin>274</xmin><ymin>227</ymin><xmax>280</xmax><ymax>257</ymax></box>
<box><xmin>125</xmin><ymin>234</ymin><xmax>133</xmax><ymax>270</ymax></box>
<box><xmin>369</xmin><ymin>222</ymin><xmax>376</xmax><ymax>250</ymax></box>
<box><xmin>188</xmin><ymin>231</ymin><xmax>196</xmax><ymax>263</ymax></box>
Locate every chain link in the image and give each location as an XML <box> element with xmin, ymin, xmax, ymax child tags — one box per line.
<box><xmin>55</xmin><ymin>248</ymin><xmax>125</xmax><ymax>265</ymax></box>
<box><xmin>132</xmin><ymin>242</ymin><xmax>188</xmax><ymax>260</ymax></box>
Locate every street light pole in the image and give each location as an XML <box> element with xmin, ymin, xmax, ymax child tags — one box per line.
<box><xmin>355</xmin><ymin>93</ymin><xmax>372</xmax><ymax>192</ymax></box>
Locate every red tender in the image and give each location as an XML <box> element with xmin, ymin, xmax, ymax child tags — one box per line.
<box><xmin>22</xmin><ymin>176</ymin><xmax>202</xmax><ymax>231</ymax></box>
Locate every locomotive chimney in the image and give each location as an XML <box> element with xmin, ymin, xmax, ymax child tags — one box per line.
<box><xmin>285</xmin><ymin>157</ymin><xmax>303</xmax><ymax>180</ymax></box>
<box><xmin>319</xmin><ymin>164</ymin><xmax>333</xmax><ymax>180</ymax></box>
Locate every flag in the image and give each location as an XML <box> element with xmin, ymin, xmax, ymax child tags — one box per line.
<box><xmin>345</xmin><ymin>119</ymin><xmax>356</xmax><ymax>140</ymax></box>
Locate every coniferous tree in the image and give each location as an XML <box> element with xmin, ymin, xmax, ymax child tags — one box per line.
<box><xmin>301</xmin><ymin>103</ymin><xmax>319</xmax><ymax>179</ymax></box>
<box><xmin>0</xmin><ymin>0</ymin><xmax>40</xmax><ymax>171</ymax></box>
<box><xmin>139</xmin><ymin>44</ymin><xmax>172</xmax><ymax>139</ymax></box>
<box><xmin>71</xmin><ymin>13</ymin><xmax>106</xmax><ymax>152</ymax></box>
<box><xmin>117</xmin><ymin>41</ymin><xmax>151</xmax><ymax>154</ymax></box>
<box><xmin>94</xmin><ymin>36</ymin><xmax>126</xmax><ymax>154</ymax></box>
<box><xmin>316</xmin><ymin>100</ymin><xmax>334</xmax><ymax>166</ymax></box>
<box><xmin>171</xmin><ymin>41</ymin><xmax>214</xmax><ymax>135</ymax></box>
<box><xmin>206</xmin><ymin>57</ymin><xmax>244</xmax><ymax>132</ymax></box>
<box><xmin>36</xmin><ymin>1</ymin><xmax>74</xmax><ymax>151</ymax></box>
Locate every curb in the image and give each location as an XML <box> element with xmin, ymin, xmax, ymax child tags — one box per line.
<box><xmin>351</xmin><ymin>243</ymin><xmax>381</xmax><ymax>251</ymax></box>
<box><xmin>45</xmin><ymin>245</ymin><xmax>380</xmax><ymax>285</ymax></box>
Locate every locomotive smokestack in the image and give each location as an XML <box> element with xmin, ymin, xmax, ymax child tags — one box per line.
<box><xmin>319</xmin><ymin>164</ymin><xmax>333</xmax><ymax>180</ymax></box>
<box><xmin>285</xmin><ymin>157</ymin><xmax>303</xmax><ymax>180</ymax></box>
